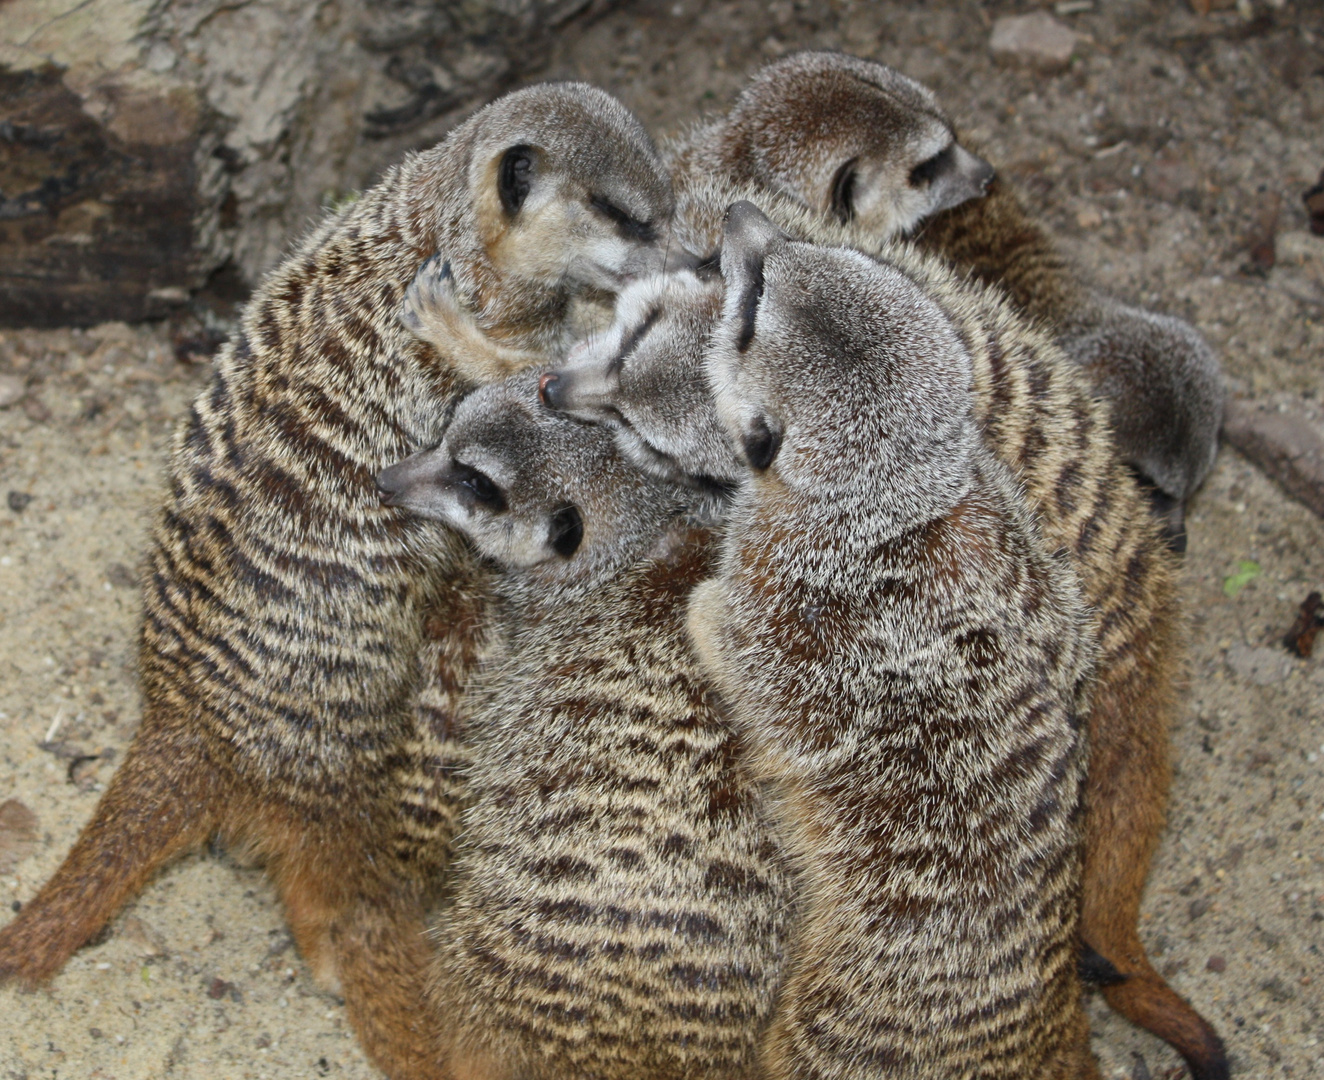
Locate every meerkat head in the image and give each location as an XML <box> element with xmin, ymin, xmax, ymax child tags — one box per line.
<box><xmin>537</xmin><ymin>267</ymin><xmax>745</xmax><ymax>489</ymax></box>
<box><xmin>376</xmin><ymin>371</ymin><xmax>686</xmax><ymax>584</ymax></box>
<box><xmin>718</xmin><ymin>52</ymin><xmax>994</xmax><ymax>238</ymax></box>
<box><xmin>461</xmin><ymin>83</ymin><xmax>677</xmax><ymax>295</ymax></box>
<box><xmin>707</xmin><ymin>201</ymin><xmax>977</xmax><ymax>511</ymax></box>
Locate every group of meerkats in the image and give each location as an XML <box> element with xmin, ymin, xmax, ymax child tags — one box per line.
<box><xmin>0</xmin><ymin>51</ymin><xmax>1229</xmax><ymax>1080</ymax></box>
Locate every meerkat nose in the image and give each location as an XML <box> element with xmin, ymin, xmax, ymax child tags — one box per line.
<box><xmin>538</xmin><ymin>372</ymin><xmax>563</xmax><ymax>409</ymax></box>
<box><xmin>375</xmin><ymin>463</ymin><xmax>408</xmax><ymax>504</ymax></box>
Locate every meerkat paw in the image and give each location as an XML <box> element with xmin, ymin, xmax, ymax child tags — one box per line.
<box><xmin>402</xmin><ymin>254</ymin><xmax>548</xmax><ymax>382</ymax></box>
<box><xmin>401</xmin><ymin>255</ymin><xmax>463</xmax><ymax>346</ymax></box>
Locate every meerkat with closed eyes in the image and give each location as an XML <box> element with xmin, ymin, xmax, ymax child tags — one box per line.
<box><xmin>670</xmin><ymin>49</ymin><xmax>1223</xmax><ymax>551</ymax></box>
<box><xmin>377</xmin><ymin>372</ymin><xmax>795</xmax><ymax>1080</ymax></box>
<box><xmin>539</xmin><ymin>182</ymin><xmax>1227</xmax><ymax>1079</ymax></box>
<box><xmin>0</xmin><ymin>82</ymin><xmax>675</xmax><ymax>1080</ymax></box>
<box><xmin>679</xmin><ymin>197</ymin><xmax>1100</xmax><ymax>1079</ymax></box>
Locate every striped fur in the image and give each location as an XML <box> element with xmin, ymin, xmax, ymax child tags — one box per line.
<box><xmin>0</xmin><ymin>83</ymin><xmax>675</xmax><ymax>1080</ymax></box>
<box><xmin>542</xmin><ymin>178</ymin><xmax>1219</xmax><ymax>1075</ymax></box>
<box><xmin>375</xmin><ymin>375</ymin><xmax>793</xmax><ymax>1079</ymax></box>
<box><xmin>680</xmin><ymin>204</ymin><xmax>1097</xmax><ymax>1076</ymax></box>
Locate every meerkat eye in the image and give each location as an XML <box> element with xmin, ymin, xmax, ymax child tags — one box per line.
<box><xmin>453</xmin><ymin>461</ymin><xmax>507</xmax><ymax>512</ymax></box>
<box><xmin>548</xmin><ymin>504</ymin><xmax>584</xmax><ymax>558</ymax></box>
<box><xmin>499</xmin><ymin>145</ymin><xmax>535</xmax><ymax>215</ymax></box>
<box><xmin>608</xmin><ymin>307</ymin><xmax>662</xmax><ymax>374</ymax></box>
<box><xmin>693</xmin><ymin>250</ymin><xmax>722</xmax><ymax>280</ymax></box>
<box><xmin>830</xmin><ymin>158</ymin><xmax>858</xmax><ymax>224</ymax></box>
<box><xmin>589</xmin><ymin>195</ymin><xmax>657</xmax><ymax>243</ymax></box>
<box><xmin>741</xmin><ymin>416</ymin><xmax>782</xmax><ymax>471</ymax></box>
<box><xmin>735</xmin><ymin>257</ymin><xmax>764</xmax><ymax>354</ymax></box>
<box><xmin>909</xmin><ymin>145</ymin><xmax>954</xmax><ymax>188</ymax></box>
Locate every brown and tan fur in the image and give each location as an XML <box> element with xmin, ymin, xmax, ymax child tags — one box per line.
<box><xmin>376</xmin><ymin>374</ymin><xmax>794</xmax><ymax>1080</ymax></box>
<box><xmin>542</xmin><ymin>180</ymin><xmax>1225</xmax><ymax>1078</ymax></box>
<box><xmin>671</xmin><ymin>50</ymin><xmax>1223</xmax><ymax>555</ymax></box>
<box><xmin>681</xmin><ymin>201</ymin><xmax>1097</xmax><ymax>1078</ymax></box>
<box><xmin>0</xmin><ymin>83</ymin><xmax>675</xmax><ymax>1080</ymax></box>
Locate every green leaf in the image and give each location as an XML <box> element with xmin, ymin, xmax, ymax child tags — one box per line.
<box><xmin>1222</xmin><ymin>560</ymin><xmax>1261</xmax><ymax>598</ymax></box>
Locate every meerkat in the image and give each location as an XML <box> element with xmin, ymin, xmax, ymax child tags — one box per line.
<box><xmin>376</xmin><ymin>371</ymin><xmax>795</xmax><ymax>1080</ymax></box>
<box><xmin>673</xmin><ymin>198</ymin><xmax>1098</xmax><ymax>1079</ymax></box>
<box><xmin>670</xmin><ymin>50</ymin><xmax>1224</xmax><ymax>552</ymax></box>
<box><xmin>0</xmin><ymin>82</ymin><xmax>675</xmax><ymax>1080</ymax></box>
<box><xmin>538</xmin><ymin>181</ymin><xmax>1228</xmax><ymax>1079</ymax></box>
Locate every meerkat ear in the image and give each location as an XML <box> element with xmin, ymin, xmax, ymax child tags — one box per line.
<box><xmin>740</xmin><ymin>415</ymin><xmax>783</xmax><ymax>471</ymax></box>
<box><xmin>721</xmin><ymin>203</ymin><xmax>784</xmax><ymax>354</ymax></box>
<box><xmin>498</xmin><ymin>144</ymin><xmax>537</xmax><ymax>216</ymax></box>
<box><xmin>548</xmin><ymin>504</ymin><xmax>584</xmax><ymax>558</ymax></box>
<box><xmin>830</xmin><ymin>157</ymin><xmax>859</xmax><ymax>224</ymax></box>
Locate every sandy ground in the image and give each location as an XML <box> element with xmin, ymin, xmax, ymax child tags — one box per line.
<box><xmin>1</xmin><ymin>0</ymin><xmax>1322</xmax><ymax>1076</ymax></box>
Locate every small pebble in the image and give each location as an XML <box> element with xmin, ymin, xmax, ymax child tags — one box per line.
<box><xmin>990</xmin><ymin>12</ymin><xmax>1080</xmax><ymax>72</ymax></box>
<box><xmin>6</xmin><ymin>491</ymin><xmax>32</xmax><ymax>513</ymax></box>
<box><xmin>0</xmin><ymin>374</ymin><xmax>25</xmax><ymax>408</ymax></box>
<box><xmin>1207</xmin><ymin>955</ymin><xmax>1228</xmax><ymax>972</ymax></box>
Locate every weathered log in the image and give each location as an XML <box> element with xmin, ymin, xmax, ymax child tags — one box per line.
<box><xmin>0</xmin><ymin>0</ymin><xmax>615</xmax><ymax>328</ymax></box>
<box><xmin>1222</xmin><ymin>396</ymin><xmax>1324</xmax><ymax>521</ymax></box>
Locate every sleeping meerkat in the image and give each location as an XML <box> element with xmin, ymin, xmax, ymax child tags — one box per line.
<box><xmin>0</xmin><ymin>82</ymin><xmax>674</xmax><ymax>1080</ymax></box>
<box><xmin>681</xmin><ymin>198</ymin><xmax>1098</xmax><ymax>1079</ymax></box>
<box><xmin>670</xmin><ymin>50</ymin><xmax>1223</xmax><ymax>552</ymax></box>
<box><xmin>540</xmin><ymin>181</ymin><xmax>1228</xmax><ymax>1080</ymax></box>
<box><xmin>377</xmin><ymin>372</ymin><xmax>795</xmax><ymax>1080</ymax></box>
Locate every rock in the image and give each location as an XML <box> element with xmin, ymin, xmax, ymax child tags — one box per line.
<box><xmin>1222</xmin><ymin>397</ymin><xmax>1324</xmax><ymax>520</ymax></box>
<box><xmin>1226</xmin><ymin>643</ymin><xmax>1293</xmax><ymax>686</ymax></box>
<box><xmin>0</xmin><ymin>374</ymin><xmax>26</xmax><ymax>408</ymax></box>
<box><xmin>0</xmin><ymin>799</ymin><xmax>39</xmax><ymax>873</ymax></box>
<box><xmin>1076</xmin><ymin>204</ymin><xmax>1103</xmax><ymax>229</ymax></box>
<box><xmin>1243</xmin><ymin>191</ymin><xmax>1280</xmax><ymax>274</ymax></box>
<box><xmin>0</xmin><ymin>0</ymin><xmax>622</xmax><ymax>328</ymax></box>
<box><xmin>105</xmin><ymin>562</ymin><xmax>137</xmax><ymax>589</ymax></box>
<box><xmin>990</xmin><ymin>12</ymin><xmax>1080</xmax><ymax>73</ymax></box>
<box><xmin>7</xmin><ymin>491</ymin><xmax>32</xmax><ymax>513</ymax></box>
<box><xmin>1304</xmin><ymin>169</ymin><xmax>1324</xmax><ymax>236</ymax></box>
<box><xmin>120</xmin><ymin>915</ymin><xmax>168</xmax><ymax>958</ymax></box>
<box><xmin>1206</xmin><ymin>954</ymin><xmax>1228</xmax><ymax>972</ymax></box>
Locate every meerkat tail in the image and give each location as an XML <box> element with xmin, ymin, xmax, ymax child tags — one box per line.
<box><xmin>0</xmin><ymin>720</ymin><xmax>222</xmax><ymax>985</ymax></box>
<box><xmin>328</xmin><ymin>893</ymin><xmax>443</xmax><ymax>1080</ymax></box>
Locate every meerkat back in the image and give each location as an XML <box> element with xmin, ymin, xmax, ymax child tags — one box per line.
<box><xmin>378</xmin><ymin>374</ymin><xmax>794</xmax><ymax>1080</ymax></box>
<box><xmin>0</xmin><ymin>82</ymin><xmax>678</xmax><ymax>1080</ymax></box>
<box><xmin>671</xmin><ymin>49</ymin><xmax>1223</xmax><ymax>550</ymax></box>
<box><xmin>679</xmin><ymin>202</ymin><xmax>1098</xmax><ymax>1079</ymax></box>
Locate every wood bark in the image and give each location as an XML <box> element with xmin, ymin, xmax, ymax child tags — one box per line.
<box><xmin>0</xmin><ymin>0</ymin><xmax>614</xmax><ymax>328</ymax></box>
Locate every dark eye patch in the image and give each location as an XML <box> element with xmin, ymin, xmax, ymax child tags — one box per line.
<box><xmin>608</xmin><ymin>307</ymin><xmax>662</xmax><ymax>374</ymax></box>
<box><xmin>693</xmin><ymin>249</ymin><xmax>722</xmax><ymax>280</ymax></box>
<box><xmin>453</xmin><ymin>462</ymin><xmax>506</xmax><ymax>512</ymax></box>
<box><xmin>548</xmin><ymin>504</ymin><xmax>584</xmax><ymax>558</ymax></box>
<box><xmin>735</xmin><ymin>256</ymin><xmax>764</xmax><ymax>354</ymax></box>
<box><xmin>590</xmin><ymin>195</ymin><xmax>657</xmax><ymax>243</ymax></box>
<box><xmin>741</xmin><ymin>416</ymin><xmax>781</xmax><ymax>471</ymax></box>
<box><xmin>909</xmin><ymin>145</ymin><xmax>954</xmax><ymax>187</ymax></box>
<box><xmin>830</xmin><ymin>158</ymin><xmax>858</xmax><ymax>224</ymax></box>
